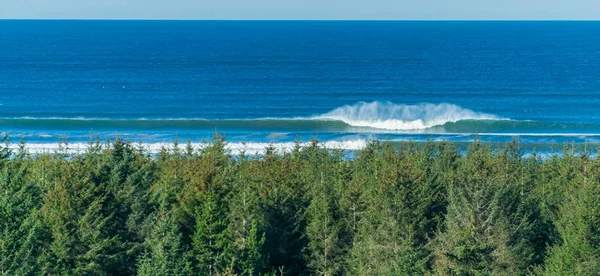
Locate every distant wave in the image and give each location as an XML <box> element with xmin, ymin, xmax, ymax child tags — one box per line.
<box><xmin>313</xmin><ymin>101</ymin><xmax>502</xmax><ymax>130</ymax></box>
<box><xmin>0</xmin><ymin>102</ymin><xmax>505</xmax><ymax>132</ymax></box>
<box><xmin>6</xmin><ymin>102</ymin><xmax>600</xmax><ymax>135</ymax></box>
<box><xmin>0</xmin><ymin>116</ymin><xmax>210</xmax><ymax>121</ymax></box>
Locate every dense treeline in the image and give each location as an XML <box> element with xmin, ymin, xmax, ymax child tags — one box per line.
<box><xmin>1</xmin><ymin>134</ymin><xmax>599</xmax><ymax>275</ymax></box>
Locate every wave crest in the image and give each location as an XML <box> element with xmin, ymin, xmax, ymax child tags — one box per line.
<box><xmin>315</xmin><ymin>101</ymin><xmax>500</xmax><ymax>130</ymax></box>
<box><xmin>1</xmin><ymin>102</ymin><xmax>503</xmax><ymax>132</ymax></box>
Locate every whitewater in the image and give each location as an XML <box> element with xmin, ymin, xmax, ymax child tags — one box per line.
<box><xmin>3</xmin><ymin>101</ymin><xmax>600</xmax><ymax>153</ymax></box>
<box><xmin>0</xmin><ymin>101</ymin><xmax>499</xmax><ymax>152</ymax></box>
<box><xmin>3</xmin><ymin>20</ymin><xmax>600</xmax><ymax>152</ymax></box>
<box><xmin>314</xmin><ymin>101</ymin><xmax>501</xmax><ymax>130</ymax></box>
<box><xmin>0</xmin><ymin>101</ymin><xmax>502</xmax><ymax>130</ymax></box>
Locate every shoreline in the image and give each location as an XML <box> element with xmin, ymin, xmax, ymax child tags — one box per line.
<box><xmin>4</xmin><ymin>138</ymin><xmax>599</xmax><ymax>157</ymax></box>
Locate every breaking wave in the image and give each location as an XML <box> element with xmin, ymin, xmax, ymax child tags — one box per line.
<box><xmin>0</xmin><ymin>102</ymin><xmax>504</xmax><ymax>132</ymax></box>
<box><xmin>314</xmin><ymin>101</ymin><xmax>502</xmax><ymax>130</ymax></box>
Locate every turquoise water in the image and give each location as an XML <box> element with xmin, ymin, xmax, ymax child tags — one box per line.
<box><xmin>1</xmin><ymin>20</ymin><xmax>600</xmax><ymax>152</ymax></box>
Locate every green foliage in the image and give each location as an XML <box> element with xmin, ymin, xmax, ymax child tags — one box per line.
<box><xmin>0</xmin><ymin>134</ymin><xmax>10</xmax><ymax>168</ymax></box>
<box><xmin>190</xmin><ymin>190</ymin><xmax>231</xmax><ymax>275</ymax></box>
<box><xmin>227</xmin><ymin>153</ymin><xmax>268</xmax><ymax>275</ymax></box>
<box><xmin>235</xmin><ymin>219</ymin><xmax>266</xmax><ymax>275</ymax></box>
<box><xmin>0</xmin><ymin>146</ymin><xmax>45</xmax><ymax>275</ymax></box>
<box><xmin>432</xmin><ymin>141</ymin><xmax>540</xmax><ymax>275</ymax></box>
<box><xmin>137</xmin><ymin>209</ymin><xmax>192</xmax><ymax>276</ymax></box>
<box><xmin>0</xmin><ymin>135</ymin><xmax>598</xmax><ymax>275</ymax></box>
<box><xmin>542</xmin><ymin>152</ymin><xmax>600</xmax><ymax>275</ymax></box>
<box><xmin>305</xmin><ymin>171</ymin><xmax>343</xmax><ymax>276</ymax></box>
<box><xmin>347</xmin><ymin>141</ymin><xmax>433</xmax><ymax>275</ymax></box>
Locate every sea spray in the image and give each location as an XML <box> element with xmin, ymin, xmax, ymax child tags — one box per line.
<box><xmin>316</xmin><ymin>101</ymin><xmax>500</xmax><ymax>130</ymax></box>
<box><xmin>0</xmin><ymin>102</ymin><xmax>501</xmax><ymax>132</ymax></box>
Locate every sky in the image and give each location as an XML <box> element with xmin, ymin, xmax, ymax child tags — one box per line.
<box><xmin>1</xmin><ymin>0</ymin><xmax>599</xmax><ymax>20</ymax></box>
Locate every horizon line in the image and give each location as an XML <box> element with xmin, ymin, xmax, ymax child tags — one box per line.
<box><xmin>1</xmin><ymin>18</ymin><xmax>600</xmax><ymax>21</ymax></box>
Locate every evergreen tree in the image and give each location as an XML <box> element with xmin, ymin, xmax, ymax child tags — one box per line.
<box><xmin>237</xmin><ymin>219</ymin><xmax>267</xmax><ymax>275</ymax></box>
<box><xmin>542</xmin><ymin>153</ymin><xmax>600</xmax><ymax>275</ymax></box>
<box><xmin>0</xmin><ymin>134</ymin><xmax>10</xmax><ymax>168</ymax></box>
<box><xmin>191</xmin><ymin>190</ymin><xmax>231</xmax><ymax>275</ymax></box>
<box><xmin>433</xmin><ymin>178</ymin><xmax>519</xmax><ymax>275</ymax></box>
<box><xmin>0</xmin><ymin>136</ymin><xmax>597</xmax><ymax>275</ymax></box>
<box><xmin>258</xmin><ymin>146</ymin><xmax>309</xmax><ymax>275</ymax></box>
<box><xmin>38</xmin><ymin>153</ymin><xmax>125</xmax><ymax>275</ymax></box>
<box><xmin>432</xmin><ymin>142</ymin><xmax>533</xmax><ymax>275</ymax></box>
<box><xmin>228</xmin><ymin>152</ymin><xmax>268</xmax><ymax>275</ymax></box>
<box><xmin>178</xmin><ymin>135</ymin><xmax>232</xmax><ymax>241</ymax></box>
<box><xmin>305</xmin><ymin>171</ymin><xmax>343</xmax><ymax>276</ymax></box>
<box><xmin>137</xmin><ymin>208</ymin><xmax>192</xmax><ymax>276</ymax></box>
<box><xmin>0</xmin><ymin>145</ymin><xmax>45</xmax><ymax>275</ymax></box>
<box><xmin>99</xmin><ymin>138</ymin><xmax>156</xmax><ymax>274</ymax></box>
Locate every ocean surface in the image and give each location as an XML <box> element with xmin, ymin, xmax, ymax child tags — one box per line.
<box><xmin>1</xmin><ymin>20</ymin><xmax>600</xmax><ymax>153</ymax></box>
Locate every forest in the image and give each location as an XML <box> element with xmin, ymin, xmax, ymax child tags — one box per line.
<box><xmin>1</xmin><ymin>133</ymin><xmax>599</xmax><ymax>275</ymax></box>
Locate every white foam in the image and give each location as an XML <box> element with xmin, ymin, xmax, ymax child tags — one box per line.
<box><xmin>1</xmin><ymin>102</ymin><xmax>502</xmax><ymax>132</ymax></box>
<box><xmin>314</xmin><ymin>101</ymin><xmax>501</xmax><ymax>130</ymax></box>
<box><xmin>7</xmin><ymin>135</ymin><xmax>600</xmax><ymax>157</ymax></box>
<box><xmin>7</xmin><ymin>140</ymin><xmax>369</xmax><ymax>155</ymax></box>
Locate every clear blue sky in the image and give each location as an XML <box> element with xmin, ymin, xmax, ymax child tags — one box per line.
<box><xmin>1</xmin><ymin>0</ymin><xmax>599</xmax><ymax>20</ymax></box>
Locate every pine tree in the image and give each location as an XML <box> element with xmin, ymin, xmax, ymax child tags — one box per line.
<box><xmin>237</xmin><ymin>219</ymin><xmax>266</xmax><ymax>275</ymax></box>
<box><xmin>0</xmin><ymin>144</ymin><xmax>45</xmax><ymax>275</ymax></box>
<box><xmin>432</xmin><ymin>142</ymin><xmax>532</xmax><ymax>275</ymax></box>
<box><xmin>137</xmin><ymin>208</ymin><xmax>192</xmax><ymax>276</ymax></box>
<box><xmin>191</xmin><ymin>190</ymin><xmax>231</xmax><ymax>275</ymax></box>
<box><xmin>228</xmin><ymin>153</ymin><xmax>268</xmax><ymax>275</ymax></box>
<box><xmin>38</xmin><ymin>154</ymin><xmax>123</xmax><ymax>275</ymax></box>
<box><xmin>346</xmin><ymin>141</ymin><xmax>430</xmax><ymax>275</ymax></box>
<box><xmin>98</xmin><ymin>138</ymin><xmax>155</xmax><ymax>274</ymax></box>
<box><xmin>0</xmin><ymin>134</ymin><xmax>10</xmax><ymax>168</ymax></box>
<box><xmin>2</xmin><ymin>135</ymin><xmax>598</xmax><ymax>274</ymax></box>
<box><xmin>259</xmin><ymin>145</ymin><xmax>309</xmax><ymax>275</ymax></box>
<box><xmin>433</xmin><ymin>178</ymin><xmax>518</xmax><ymax>275</ymax></box>
<box><xmin>74</xmin><ymin>197</ymin><xmax>121</xmax><ymax>275</ymax></box>
<box><xmin>542</xmin><ymin>153</ymin><xmax>600</xmax><ymax>275</ymax></box>
<box><xmin>176</xmin><ymin>135</ymin><xmax>232</xmax><ymax>243</ymax></box>
<box><xmin>305</xmin><ymin>171</ymin><xmax>343</xmax><ymax>276</ymax></box>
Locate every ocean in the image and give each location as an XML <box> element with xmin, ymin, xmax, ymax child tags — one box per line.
<box><xmin>1</xmin><ymin>20</ymin><xmax>600</xmax><ymax>153</ymax></box>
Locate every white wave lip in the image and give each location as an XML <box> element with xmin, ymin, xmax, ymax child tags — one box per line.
<box><xmin>315</xmin><ymin>101</ymin><xmax>500</xmax><ymax>130</ymax></box>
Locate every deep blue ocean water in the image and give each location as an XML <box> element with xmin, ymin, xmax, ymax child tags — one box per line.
<box><xmin>1</xmin><ymin>20</ymin><xmax>600</xmax><ymax>152</ymax></box>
